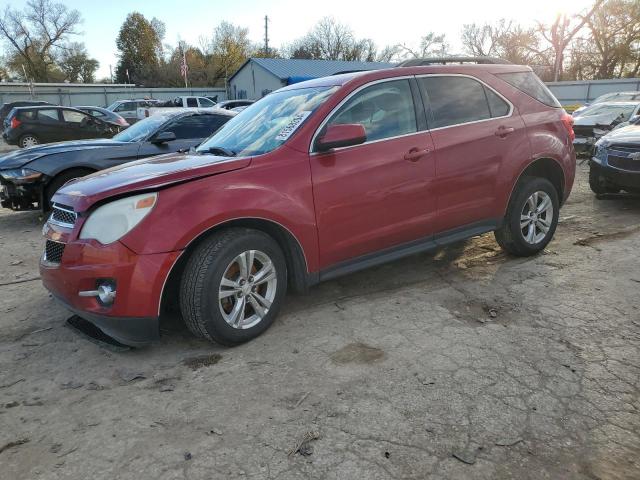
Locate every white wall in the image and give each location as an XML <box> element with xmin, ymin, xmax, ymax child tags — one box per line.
<box><xmin>229</xmin><ymin>61</ymin><xmax>284</xmax><ymax>100</ymax></box>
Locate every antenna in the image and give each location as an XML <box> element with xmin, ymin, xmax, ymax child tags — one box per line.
<box><xmin>264</xmin><ymin>15</ymin><xmax>270</xmax><ymax>56</ymax></box>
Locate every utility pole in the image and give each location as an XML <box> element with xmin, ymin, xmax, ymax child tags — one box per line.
<box><xmin>109</xmin><ymin>64</ymin><xmax>113</xmax><ymax>84</ymax></box>
<box><xmin>264</xmin><ymin>15</ymin><xmax>270</xmax><ymax>56</ymax></box>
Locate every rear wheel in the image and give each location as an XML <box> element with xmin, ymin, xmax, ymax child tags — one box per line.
<box><xmin>180</xmin><ymin>228</ymin><xmax>287</xmax><ymax>346</ymax></box>
<box><xmin>589</xmin><ymin>164</ymin><xmax>620</xmax><ymax>195</ymax></box>
<box><xmin>44</xmin><ymin>169</ymin><xmax>94</xmax><ymax>211</ymax></box>
<box><xmin>19</xmin><ymin>134</ymin><xmax>39</xmax><ymax>148</ymax></box>
<box><xmin>495</xmin><ymin>176</ymin><xmax>559</xmax><ymax>256</ymax></box>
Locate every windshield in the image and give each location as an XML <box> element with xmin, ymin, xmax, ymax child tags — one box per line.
<box><xmin>579</xmin><ymin>103</ymin><xmax>637</xmax><ymax>120</ymax></box>
<box><xmin>197</xmin><ymin>86</ymin><xmax>338</xmax><ymax>157</ymax></box>
<box><xmin>112</xmin><ymin>114</ymin><xmax>171</xmax><ymax>142</ymax></box>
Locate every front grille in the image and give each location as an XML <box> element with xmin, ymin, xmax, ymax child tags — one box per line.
<box><xmin>51</xmin><ymin>203</ymin><xmax>77</xmax><ymax>226</ymax></box>
<box><xmin>608</xmin><ymin>154</ymin><xmax>640</xmax><ymax>172</ymax></box>
<box><xmin>45</xmin><ymin>240</ymin><xmax>65</xmax><ymax>264</ymax></box>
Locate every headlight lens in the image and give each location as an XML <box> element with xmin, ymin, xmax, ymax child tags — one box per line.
<box><xmin>0</xmin><ymin>168</ymin><xmax>43</xmax><ymax>184</ymax></box>
<box><xmin>80</xmin><ymin>193</ymin><xmax>158</xmax><ymax>244</ymax></box>
<box><xmin>594</xmin><ymin>142</ymin><xmax>608</xmax><ymax>161</ymax></box>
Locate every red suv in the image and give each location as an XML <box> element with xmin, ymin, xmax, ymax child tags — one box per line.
<box><xmin>41</xmin><ymin>60</ymin><xmax>575</xmax><ymax>347</ymax></box>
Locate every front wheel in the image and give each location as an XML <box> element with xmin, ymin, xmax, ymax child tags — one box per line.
<box><xmin>180</xmin><ymin>228</ymin><xmax>287</xmax><ymax>346</ymax></box>
<box><xmin>495</xmin><ymin>176</ymin><xmax>559</xmax><ymax>256</ymax></box>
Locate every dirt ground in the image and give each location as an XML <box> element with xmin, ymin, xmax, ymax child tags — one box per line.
<box><xmin>0</xmin><ymin>164</ymin><xmax>639</xmax><ymax>480</ymax></box>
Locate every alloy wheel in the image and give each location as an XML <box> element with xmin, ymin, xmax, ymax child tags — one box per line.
<box><xmin>520</xmin><ymin>191</ymin><xmax>554</xmax><ymax>244</ymax></box>
<box><xmin>218</xmin><ymin>249</ymin><xmax>277</xmax><ymax>329</ymax></box>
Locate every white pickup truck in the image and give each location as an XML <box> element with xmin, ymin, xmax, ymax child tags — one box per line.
<box><xmin>136</xmin><ymin>96</ymin><xmax>218</xmax><ymax>121</ymax></box>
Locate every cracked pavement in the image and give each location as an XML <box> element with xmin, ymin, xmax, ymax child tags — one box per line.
<box><xmin>0</xmin><ymin>164</ymin><xmax>639</xmax><ymax>479</ymax></box>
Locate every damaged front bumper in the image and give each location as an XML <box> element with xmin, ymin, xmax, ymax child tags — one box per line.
<box><xmin>0</xmin><ymin>177</ymin><xmax>44</xmax><ymax>210</ymax></box>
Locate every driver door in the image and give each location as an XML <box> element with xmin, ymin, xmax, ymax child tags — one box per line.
<box><xmin>309</xmin><ymin>78</ymin><xmax>436</xmax><ymax>270</ymax></box>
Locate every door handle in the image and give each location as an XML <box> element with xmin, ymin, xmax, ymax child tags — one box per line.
<box><xmin>404</xmin><ymin>148</ymin><xmax>431</xmax><ymax>162</ymax></box>
<box><xmin>495</xmin><ymin>126</ymin><xmax>515</xmax><ymax>138</ymax></box>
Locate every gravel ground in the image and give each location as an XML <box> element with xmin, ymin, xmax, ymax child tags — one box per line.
<box><xmin>0</xmin><ymin>164</ymin><xmax>638</xmax><ymax>480</ymax></box>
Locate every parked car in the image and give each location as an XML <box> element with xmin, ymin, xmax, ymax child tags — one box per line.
<box><xmin>590</xmin><ymin>124</ymin><xmax>640</xmax><ymax>195</ymax></box>
<box><xmin>0</xmin><ymin>100</ymin><xmax>51</xmax><ymax>125</ymax></box>
<box><xmin>0</xmin><ymin>109</ymin><xmax>235</xmax><ymax>210</ymax></box>
<box><xmin>230</xmin><ymin>106</ymin><xmax>249</xmax><ymax>113</ymax></box>
<box><xmin>106</xmin><ymin>99</ymin><xmax>162</xmax><ymax>124</ymax></box>
<box><xmin>76</xmin><ymin>106</ymin><xmax>130</xmax><ymax>131</ymax></box>
<box><xmin>136</xmin><ymin>96</ymin><xmax>218</xmax><ymax>121</ymax></box>
<box><xmin>41</xmin><ymin>62</ymin><xmax>575</xmax><ymax>347</ymax></box>
<box><xmin>572</xmin><ymin>101</ymin><xmax>640</xmax><ymax>156</ymax></box>
<box><xmin>215</xmin><ymin>100</ymin><xmax>254</xmax><ymax>110</ymax></box>
<box><xmin>572</xmin><ymin>91</ymin><xmax>640</xmax><ymax>116</ymax></box>
<box><xmin>3</xmin><ymin>106</ymin><xmax>118</xmax><ymax>148</ymax></box>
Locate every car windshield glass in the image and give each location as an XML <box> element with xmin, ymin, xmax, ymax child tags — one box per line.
<box><xmin>579</xmin><ymin>103</ymin><xmax>636</xmax><ymax>119</ymax></box>
<box><xmin>197</xmin><ymin>86</ymin><xmax>338</xmax><ymax>157</ymax></box>
<box><xmin>112</xmin><ymin>114</ymin><xmax>171</xmax><ymax>142</ymax></box>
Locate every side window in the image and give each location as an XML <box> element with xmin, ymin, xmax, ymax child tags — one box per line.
<box><xmin>62</xmin><ymin>110</ymin><xmax>89</xmax><ymax>123</ymax></box>
<box><xmin>199</xmin><ymin>98</ymin><xmax>215</xmax><ymax>107</ymax></box>
<box><xmin>19</xmin><ymin>110</ymin><xmax>36</xmax><ymax>120</ymax></box>
<box><xmin>326</xmin><ymin>79</ymin><xmax>417</xmax><ymax>143</ymax></box>
<box><xmin>91</xmin><ymin>110</ymin><xmax>106</xmax><ymax>118</ymax></box>
<box><xmin>420</xmin><ymin>76</ymin><xmax>491</xmax><ymax>128</ymax></box>
<box><xmin>163</xmin><ymin>115</ymin><xmax>229</xmax><ymax>139</ymax></box>
<box><xmin>37</xmin><ymin>109</ymin><xmax>61</xmax><ymax>123</ymax></box>
<box><xmin>484</xmin><ymin>87</ymin><xmax>510</xmax><ymax>117</ymax></box>
<box><xmin>114</xmin><ymin>102</ymin><xmax>135</xmax><ymax>112</ymax></box>
<box><xmin>186</xmin><ymin>97</ymin><xmax>198</xmax><ymax>107</ymax></box>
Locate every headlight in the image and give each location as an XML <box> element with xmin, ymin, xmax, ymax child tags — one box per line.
<box><xmin>0</xmin><ymin>168</ymin><xmax>43</xmax><ymax>184</ymax></box>
<box><xmin>80</xmin><ymin>193</ymin><xmax>158</xmax><ymax>244</ymax></box>
<box><xmin>594</xmin><ymin>142</ymin><xmax>608</xmax><ymax>161</ymax></box>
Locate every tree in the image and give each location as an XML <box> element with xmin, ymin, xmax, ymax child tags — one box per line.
<box><xmin>202</xmin><ymin>21</ymin><xmax>253</xmax><ymax>85</ymax></box>
<box><xmin>461</xmin><ymin>20</ymin><xmax>541</xmax><ymax>65</ymax></box>
<box><xmin>398</xmin><ymin>32</ymin><xmax>450</xmax><ymax>59</ymax></box>
<box><xmin>537</xmin><ymin>0</ymin><xmax>605</xmax><ymax>81</ymax></box>
<box><xmin>0</xmin><ymin>0</ymin><xmax>81</xmax><ymax>81</ymax></box>
<box><xmin>583</xmin><ymin>0</ymin><xmax>640</xmax><ymax>78</ymax></box>
<box><xmin>58</xmin><ymin>42</ymin><xmax>99</xmax><ymax>82</ymax></box>
<box><xmin>115</xmin><ymin>12</ymin><xmax>162</xmax><ymax>84</ymax></box>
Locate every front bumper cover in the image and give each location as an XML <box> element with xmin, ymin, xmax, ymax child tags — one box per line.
<box><xmin>0</xmin><ymin>178</ymin><xmax>43</xmax><ymax>210</ymax></box>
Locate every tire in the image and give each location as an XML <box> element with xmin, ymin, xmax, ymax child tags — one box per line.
<box><xmin>19</xmin><ymin>134</ymin><xmax>39</xmax><ymax>148</ymax></box>
<box><xmin>589</xmin><ymin>164</ymin><xmax>620</xmax><ymax>195</ymax></box>
<box><xmin>44</xmin><ymin>169</ymin><xmax>94</xmax><ymax>211</ymax></box>
<box><xmin>494</xmin><ymin>176</ymin><xmax>559</xmax><ymax>257</ymax></box>
<box><xmin>179</xmin><ymin>228</ymin><xmax>288</xmax><ymax>346</ymax></box>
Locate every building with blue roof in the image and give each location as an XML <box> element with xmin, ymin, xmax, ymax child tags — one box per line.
<box><xmin>228</xmin><ymin>58</ymin><xmax>393</xmax><ymax>100</ymax></box>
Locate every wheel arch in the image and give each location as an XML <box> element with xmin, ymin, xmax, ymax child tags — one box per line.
<box><xmin>506</xmin><ymin>157</ymin><xmax>566</xmax><ymax>212</ymax></box>
<box><xmin>159</xmin><ymin>217</ymin><xmax>313</xmax><ymax>317</ymax></box>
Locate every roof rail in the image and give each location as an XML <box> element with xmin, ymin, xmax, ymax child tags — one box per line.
<box><xmin>397</xmin><ymin>57</ymin><xmax>510</xmax><ymax>67</ymax></box>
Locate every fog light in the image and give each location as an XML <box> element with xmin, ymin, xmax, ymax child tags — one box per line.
<box><xmin>78</xmin><ymin>280</ymin><xmax>117</xmax><ymax>306</ymax></box>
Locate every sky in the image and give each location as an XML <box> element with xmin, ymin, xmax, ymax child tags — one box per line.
<box><xmin>8</xmin><ymin>0</ymin><xmax>595</xmax><ymax>79</ymax></box>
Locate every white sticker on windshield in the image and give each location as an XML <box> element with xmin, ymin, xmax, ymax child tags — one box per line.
<box><xmin>275</xmin><ymin>111</ymin><xmax>312</xmax><ymax>141</ymax></box>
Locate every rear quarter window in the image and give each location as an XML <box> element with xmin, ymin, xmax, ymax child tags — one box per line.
<box><xmin>18</xmin><ymin>110</ymin><xmax>37</xmax><ymax>120</ymax></box>
<box><xmin>497</xmin><ymin>72</ymin><xmax>561</xmax><ymax>108</ymax></box>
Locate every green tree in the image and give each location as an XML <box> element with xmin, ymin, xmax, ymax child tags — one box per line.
<box><xmin>115</xmin><ymin>12</ymin><xmax>163</xmax><ymax>84</ymax></box>
<box><xmin>0</xmin><ymin>0</ymin><xmax>81</xmax><ymax>81</ymax></box>
<box><xmin>58</xmin><ymin>42</ymin><xmax>99</xmax><ymax>82</ymax></box>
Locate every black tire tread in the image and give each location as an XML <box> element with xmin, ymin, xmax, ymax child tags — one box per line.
<box><xmin>179</xmin><ymin>228</ymin><xmax>285</xmax><ymax>346</ymax></box>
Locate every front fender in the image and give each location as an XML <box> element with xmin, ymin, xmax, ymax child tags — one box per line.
<box><xmin>120</xmin><ymin>151</ymin><xmax>320</xmax><ymax>273</ymax></box>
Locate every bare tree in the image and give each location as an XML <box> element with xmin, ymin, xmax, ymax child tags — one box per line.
<box><xmin>203</xmin><ymin>21</ymin><xmax>253</xmax><ymax>85</ymax></box>
<box><xmin>398</xmin><ymin>32</ymin><xmax>449</xmax><ymax>59</ymax></box>
<box><xmin>537</xmin><ymin>0</ymin><xmax>605</xmax><ymax>81</ymax></box>
<box><xmin>0</xmin><ymin>0</ymin><xmax>81</xmax><ymax>81</ymax></box>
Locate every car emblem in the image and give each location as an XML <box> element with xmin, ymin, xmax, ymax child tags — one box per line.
<box><xmin>629</xmin><ymin>152</ymin><xmax>640</xmax><ymax>161</ymax></box>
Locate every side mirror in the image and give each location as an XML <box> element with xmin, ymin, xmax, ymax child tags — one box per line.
<box><xmin>315</xmin><ymin>124</ymin><xmax>367</xmax><ymax>152</ymax></box>
<box><xmin>151</xmin><ymin>131</ymin><xmax>176</xmax><ymax>144</ymax></box>
<box><xmin>630</xmin><ymin>115</ymin><xmax>640</xmax><ymax>125</ymax></box>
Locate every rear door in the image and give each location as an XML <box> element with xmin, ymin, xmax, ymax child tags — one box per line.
<box><xmin>417</xmin><ymin>75</ymin><xmax>529</xmax><ymax>234</ymax></box>
<box><xmin>310</xmin><ymin>77</ymin><xmax>436</xmax><ymax>269</ymax></box>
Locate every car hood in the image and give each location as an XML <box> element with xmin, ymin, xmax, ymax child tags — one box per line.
<box><xmin>601</xmin><ymin>124</ymin><xmax>640</xmax><ymax>144</ymax></box>
<box><xmin>573</xmin><ymin>112</ymin><xmax>624</xmax><ymax>127</ymax></box>
<box><xmin>0</xmin><ymin>139</ymin><xmax>128</xmax><ymax>170</ymax></box>
<box><xmin>53</xmin><ymin>152</ymin><xmax>251</xmax><ymax>212</ymax></box>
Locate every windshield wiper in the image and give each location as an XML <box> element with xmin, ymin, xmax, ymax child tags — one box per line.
<box><xmin>201</xmin><ymin>146</ymin><xmax>236</xmax><ymax>157</ymax></box>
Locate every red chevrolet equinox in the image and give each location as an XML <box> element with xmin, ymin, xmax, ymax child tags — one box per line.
<box><xmin>41</xmin><ymin>61</ymin><xmax>575</xmax><ymax>347</ymax></box>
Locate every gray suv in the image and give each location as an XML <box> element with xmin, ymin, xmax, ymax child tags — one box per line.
<box><xmin>106</xmin><ymin>99</ymin><xmax>162</xmax><ymax>124</ymax></box>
